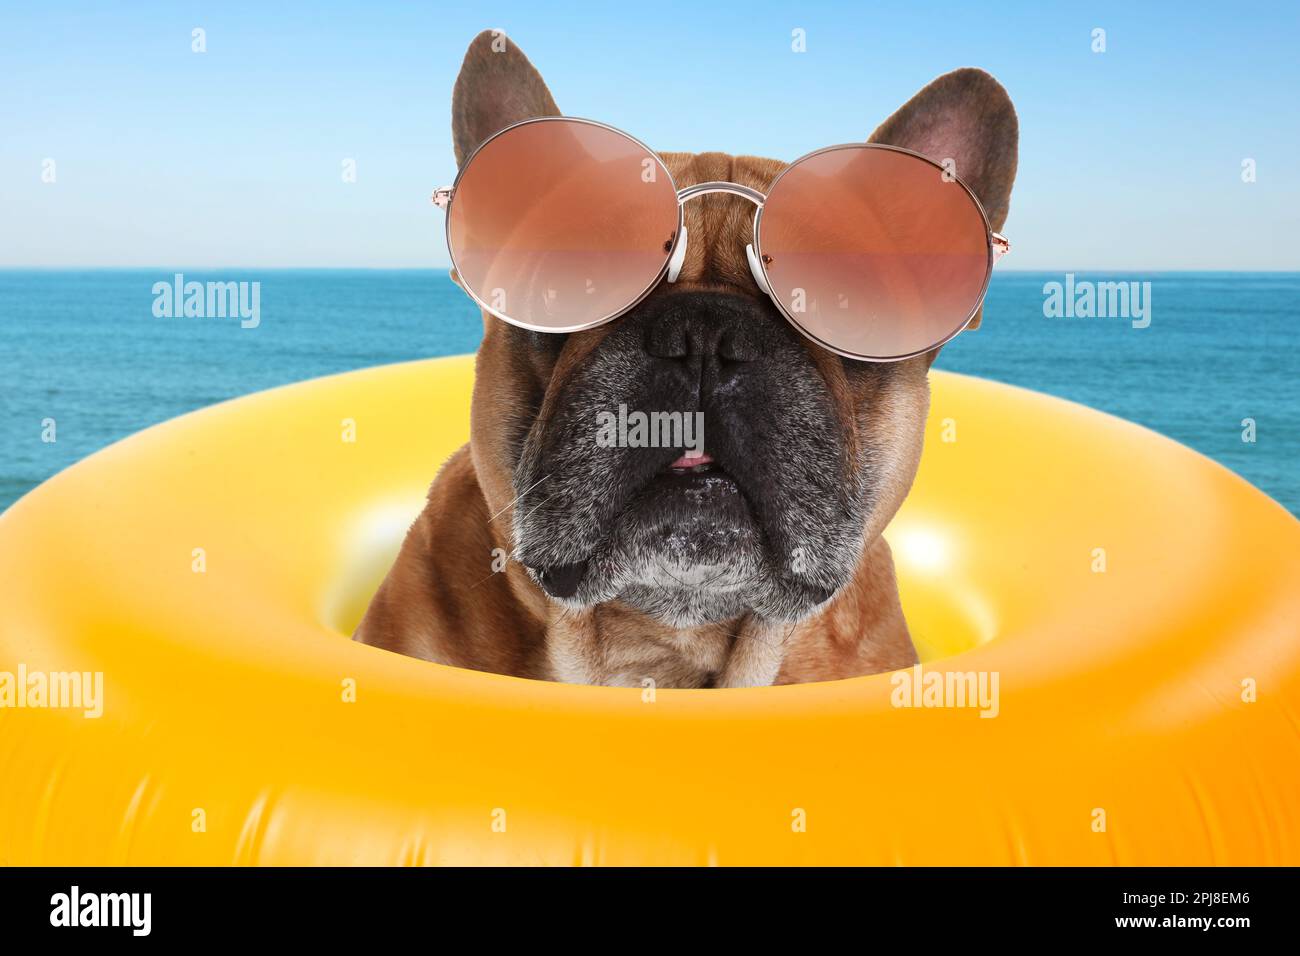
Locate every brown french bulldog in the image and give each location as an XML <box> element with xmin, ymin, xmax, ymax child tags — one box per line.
<box><xmin>355</xmin><ymin>31</ymin><xmax>1018</xmax><ymax>687</ymax></box>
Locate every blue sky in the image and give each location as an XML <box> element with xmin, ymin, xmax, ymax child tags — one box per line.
<box><xmin>2</xmin><ymin>1</ymin><xmax>1297</xmax><ymax>269</ymax></box>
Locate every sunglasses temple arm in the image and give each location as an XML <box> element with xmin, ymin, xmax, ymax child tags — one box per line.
<box><xmin>430</xmin><ymin>186</ymin><xmax>464</xmax><ymax>290</ymax></box>
<box><xmin>992</xmin><ymin>232</ymin><xmax>1010</xmax><ymax>262</ymax></box>
<box><xmin>967</xmin><ymin>234</ymin><xmax>1011</xmax><ymax>332</ymax></box>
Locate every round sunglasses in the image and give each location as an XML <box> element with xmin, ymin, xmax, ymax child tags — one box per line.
<box><xmin>432</xmin><ymin>117</ymin><xmax>1010</xmax><ymax>362</ymax></box>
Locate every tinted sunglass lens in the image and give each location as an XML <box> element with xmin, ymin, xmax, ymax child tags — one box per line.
<box><xmin>448</xmin><ymin>119</ymin><xmax>680</xmax><ymax>332</ymax></box>
<box><xmin>758</xmin><ymin>146</ymin><xmax>991</xmax><ymax>360</ymax></box>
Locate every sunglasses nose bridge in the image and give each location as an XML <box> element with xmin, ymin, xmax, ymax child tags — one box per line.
<box><xmin>670</xmin><ymin>182</ymin><xmax>770</xmax><ymax>292</ymax></box>
<box><xmin>675</xmin><ymin>181</ymin><xmax>767</xmax><ymax>208</ymax></box>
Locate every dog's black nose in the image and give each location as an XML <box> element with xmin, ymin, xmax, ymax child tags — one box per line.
<box><xmin>530</xmin><ymin>560</ymin><xmax>588</xmax><ymax>600</ymax></box>
<box><xmin>642</xmin><ymin>292</ymin><xmax>765</xmax><ymax>363</ymax></box>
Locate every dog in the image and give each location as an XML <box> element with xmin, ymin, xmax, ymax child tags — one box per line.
<box><xmin>355</xmin><ymin>30</ymin><xmax>1018</xmax><ymax>687</ymax></box>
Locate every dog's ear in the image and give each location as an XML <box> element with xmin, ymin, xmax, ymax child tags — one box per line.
<box><xmin>869</xmin><ymin>68</ymin><xmax>1018</xmax><ymax>232</ymax></box>
<box><xmin>871</xmin><ymin>68</ymin><xmax>1017</xmax><ymax>340</ymax></box>
<box><xmin>452</xmin><ymin>30</ymin><xmax>560</xmax><ymax>167</ymax></box>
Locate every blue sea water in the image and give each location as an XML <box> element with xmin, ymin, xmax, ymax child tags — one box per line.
<box><xmin>0</xmin><ymin>270</ymin><xmax>1296</xmax><ymax>516</ymax></box>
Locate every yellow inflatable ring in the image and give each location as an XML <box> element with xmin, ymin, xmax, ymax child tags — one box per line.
<box><xmin>2</xmin><ymin>355</ymin><xmax>1297</xmax><ymax>866</ymax></box>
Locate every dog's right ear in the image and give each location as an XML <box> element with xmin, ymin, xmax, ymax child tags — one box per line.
<box><xmin>452</xmin><ymin>30</ymin><xmax>560</xmax><ymax>167</ymax></box>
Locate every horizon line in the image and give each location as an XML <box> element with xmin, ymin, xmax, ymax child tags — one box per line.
<box><xmin>3</xmin><ymin>266</ymin><xmax>1299</xmax><ymax>275</ymax></box>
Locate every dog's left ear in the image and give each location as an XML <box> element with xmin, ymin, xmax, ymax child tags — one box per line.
<box><xmin>870</xmin><ymin>68</ymin><xmax>1017</xmax><ymax>340</ymax></box>
<box><xmin>451</xmin><ymin>30</ymin><xmax>560</xmax><ymax>167</ymax></box>
<box><xmin>869</xmin><ymin>67</ymin><xmax>1018</xmax><ymax>230</ymax></box>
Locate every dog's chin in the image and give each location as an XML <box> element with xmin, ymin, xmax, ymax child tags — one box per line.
<box><xmin>528</xmin><ymin>465</ymin><xmax>848</xmax><ymax>627</ymax></box>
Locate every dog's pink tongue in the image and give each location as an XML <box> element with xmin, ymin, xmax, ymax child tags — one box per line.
<box><xmin>669</xmin><ymin>452</ymin><xmax>712</xmax><ymax>469</ymax></box>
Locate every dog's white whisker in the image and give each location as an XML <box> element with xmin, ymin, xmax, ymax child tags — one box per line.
<box><xmin>513</xmin><ymin>490</ymin><xmax>558</xmax><ymax>526</ymax></box>
<box><xmin>487</xmin><ymin>472</ymin><xmax>551</xmax><ymax>525</ymax></box>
